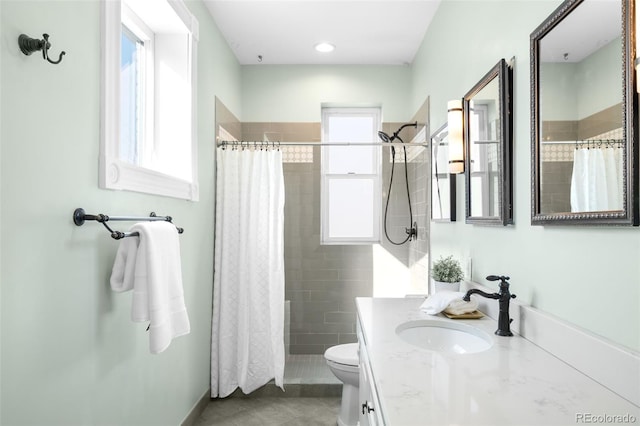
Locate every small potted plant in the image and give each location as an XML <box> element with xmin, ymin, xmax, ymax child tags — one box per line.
<box><xmin>431</xmin><ymin>255</ymin><xmax>464</xmax><ymax>292</ymax></box>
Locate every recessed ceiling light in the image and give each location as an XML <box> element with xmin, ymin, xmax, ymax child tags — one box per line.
<box><xmin>315</xmin><ymin>42</ymin><xmax>335</xmax><ymax>53</ymax></box>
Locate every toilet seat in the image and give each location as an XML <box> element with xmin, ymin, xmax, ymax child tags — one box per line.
<box><xmin>324</xmin><ymin>343</ymin><xmax>358</xmax><ymax>366</ymax></box>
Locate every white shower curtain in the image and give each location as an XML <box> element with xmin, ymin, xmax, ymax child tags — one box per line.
<box><xmin>570</xmin><ymin>147</ymin><xmax>623</xmax><ymax>212</ymax></box>
<box><xmin>211</xmin><ymin>147</ymin><xmax>286</xmax><ymax>398</ymax></box>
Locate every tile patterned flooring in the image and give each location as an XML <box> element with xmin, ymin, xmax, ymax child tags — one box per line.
<box><xmin>193</xmin><ymin>355</ymin><xmax>342</xmax><ymax>425</ymax></box>
<box><xmin>194</xmin><ymin>396</ymin><xmax>340</xmax><ymax>425</ymax></box>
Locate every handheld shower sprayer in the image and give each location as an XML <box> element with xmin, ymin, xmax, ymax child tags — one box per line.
<box><xmin>377</xmin><ymin>130</ymin><xmax>391</xmax><ymax>143</ymax></box>
<box><xmin>377</xmin><ymin>122</ymin><xmax>417</xmax><ymax>144</ymax></box>
<box><xmin>379</xmin><ymin>122</ymin><xmax>418</xmax><ymax>245</ymax></box>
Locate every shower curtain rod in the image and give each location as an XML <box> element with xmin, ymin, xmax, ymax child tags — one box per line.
<box><xmin>217</xmin><ymin>140</ymin><xmax>429</xmax><ymax>148</ymax></box>
<box><xmin>541</xmin><ymin>138</ymin><xmax>624</xmax><ymax>145</ymax></box>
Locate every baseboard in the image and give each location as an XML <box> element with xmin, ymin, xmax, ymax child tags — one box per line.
<box><xmin>180</xmin><ymin>388</ymin><xmax>211</xmax><ymax>426</ymax></box>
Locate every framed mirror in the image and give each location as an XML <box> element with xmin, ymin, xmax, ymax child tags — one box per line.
<box><xmin>464</xmin><ymin>58</ymin><xmax>513</xmax><ymax>226</ymax></box>
<box><xmin>531</xmin><ymin>0</ymin><xmax>638</xmax><ymax>225</ymax></box>
<box><xmin>431</xmin><ymin>123</ymin><xmax>456</xmax><ymax>222</ymax></box>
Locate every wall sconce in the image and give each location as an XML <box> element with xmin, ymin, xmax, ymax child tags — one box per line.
<box><xmin>447</xmin><ymin>99</ymin><xmax>464</xmax><ymax>174</ymax></box>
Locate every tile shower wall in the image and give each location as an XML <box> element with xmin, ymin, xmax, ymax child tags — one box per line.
<box><xmin>242</xmin><ymin>117</ymin><xmax>429</xmax><ymax>354</ymax></box>
<box><xmin>215</xmin><ymin>97</ymin><xmax>242</xmax><ymax>142</ymax></box>
<box><xmin>380</xmin><ymin>99</ymin><xmax>431</xmax><ymax>295</ymax></box>
<box><xmin>540</xmin><ymin>161</ymin><xmax>572</xmax><ymax>213</ymax></box>
<box><xmin>539</xmin><ymin>103</ymin><xmax>623</xmax><ymax>214</ymax></box>
<box><xmin>243</xmin><ymin>122</ymin><xmax>373</xmax><ymax>354</ymax></box>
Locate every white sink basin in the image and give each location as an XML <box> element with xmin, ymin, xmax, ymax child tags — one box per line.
<box><xmin>396</xmin><ymin>320</ymin><xmax>493</xmax><ymax>354</ymax></box>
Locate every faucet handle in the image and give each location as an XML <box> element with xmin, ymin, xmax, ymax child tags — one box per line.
<box><xmin>486</xmin><ymin>275</ymin><xmax>510</xmax><ymax>282</ymax></box>
<box><xmin>487</xmin><ymin>275</ymin><xmax>512</xmax><ymax>294</ymax></box>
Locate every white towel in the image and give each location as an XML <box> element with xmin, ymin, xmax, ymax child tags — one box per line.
<box><xmin>420</xmin><ymin>291</ymin><xmax>466</xmax><ymax>315</ymax></box>
<box><xmin>110</xmin><ymin>237</ymin><xmax>138</xmax><ymax>292</ymax></box>
<box><xmin>110</xmin><ymin>221</ymin><xmax>190</xmax><ymax>354</ymax></box>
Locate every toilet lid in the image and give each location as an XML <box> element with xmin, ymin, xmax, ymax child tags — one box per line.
<box><xmin>325</xmin><ymin>343</ymin><xmax>359</xmax><ymax>366</ymax></box>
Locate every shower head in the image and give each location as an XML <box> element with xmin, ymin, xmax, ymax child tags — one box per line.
<box><xmin>378</xmin><ymin>131</ymin><xmax>392</xmax><ymax>143</ymax></box>
<box><xmin>378</xmin><ymin>122</ymin><xmax>418</xmax><ymax>144</ymax></box>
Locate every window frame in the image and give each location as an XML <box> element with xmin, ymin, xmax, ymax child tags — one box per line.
<box><xmin>320</xmin><ymin>107</ymin><xmax>382</xmax><ymax>245</ymax></box>
<box><xmin>100</xmin><ymin>0</ymin><xmax>199</xmax><ymax>201</ymax></box>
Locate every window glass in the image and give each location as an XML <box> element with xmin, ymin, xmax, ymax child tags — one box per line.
<box><xmin>321</xmin><ymin>107</ymin><xmax>381</xmax><ymax>244</ymax></box>
<box><xmin>326</xmin><ymin>115</ymin><xmax>376</xmax><ymax>174</ymax></box>
<box><xmin>120</xmin><ymin>27</ymin><xmax>142</xmax><ymax>165</ymax></box>
<box><xmin>327</xmin><ymin>178</ymin><xmax>376</xmax><ymax>239</ymax></box>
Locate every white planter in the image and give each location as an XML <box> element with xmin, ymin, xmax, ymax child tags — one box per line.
<box><xmin>432</xmin><ymin>280</ymin><xmax>460</xmax><ymax>293</ymax></box>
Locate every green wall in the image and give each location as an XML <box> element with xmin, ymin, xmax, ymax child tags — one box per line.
<box><xmin>1</xmin><ymin>1</ymin><xmax>638</xmax><ymax>424</ymax></box>
<box><xmin>541</xmin><ymin>37</ymin><xmax>622</xmax><ymax>121</ymax></box>
<box><xmin>416</xmin><ymin>0</ymin><xmax>639</xmax><ymax>351</ymax></box>
<box><xmin>241</xmin><ymin>65</ymin><xmax>412</xmax><ymax>122</ymax></box>
<box><xmin>0</xmin><ymin>0</ymin><xmax>241</xmax><ymax>424</ymax></box>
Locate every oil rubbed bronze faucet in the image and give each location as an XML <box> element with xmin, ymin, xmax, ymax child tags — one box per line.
<box><xmin>463</xmin><ymin>275</ymin><xmax>516</xmax><ymax>336</ymax></box>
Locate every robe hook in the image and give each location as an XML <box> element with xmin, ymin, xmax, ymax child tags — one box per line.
<box><xmin>19</xmin><ymin>33</ymin><xmax>66</xmax><ymax>65</ymax></box>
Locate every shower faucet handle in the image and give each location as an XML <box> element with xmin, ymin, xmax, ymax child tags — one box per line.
<box><xmin>405</xmin><ymin>222</ymin><xmax>418</xmax><ymax>240</ymax></box>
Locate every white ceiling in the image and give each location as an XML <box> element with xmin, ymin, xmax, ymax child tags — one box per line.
<box><xmin>539</xmin><ymin>0</ymin><xmax>621</xmax><ymax>63</ymax></box>
<box><xmin>203</xmin><ymin>0</ymin><xmax>442</xmax><ymax>65</ymax></box>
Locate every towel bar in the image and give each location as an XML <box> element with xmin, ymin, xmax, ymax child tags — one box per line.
<box><xmin>73</xmin><ymin>208</ymin><xmax>184</xmax><ymax>240</ymax></box>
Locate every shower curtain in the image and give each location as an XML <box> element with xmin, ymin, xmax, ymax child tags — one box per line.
<box><xmin>570</xmin><ymin>147</ymin><xmax>623</xmax><ymax>212</ymax></box>
<box><xmin>211</xmin><ymin>147</ymin><xmax>286</xmax><ymax>398</ymax></box>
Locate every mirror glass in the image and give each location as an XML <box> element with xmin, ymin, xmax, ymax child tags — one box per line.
<box><xmin>431</xmin><ymin>123</ymin><xmax>456</xmax><ymax>222</ymax></box>
<box><xmin>465</xmin><ymin>59</ymin><xmax>513</xmax><ymax>226</ymax></box>
<box><xmin>531</xmin><ymin>0</ymin><xmax>638</xmax><ymax>225</ymax></box>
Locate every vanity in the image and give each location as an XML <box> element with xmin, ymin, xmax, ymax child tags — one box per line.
<box><xmin>356</xmin><ymin>297</ymin><xmax>640</xmax><ymax>425</ymax></box>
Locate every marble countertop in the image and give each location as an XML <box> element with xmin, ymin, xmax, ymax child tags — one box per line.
<box><xmin>356</xmin><ymin>297</ymin><xmax>640</xmax><ymax>426</ymax></box>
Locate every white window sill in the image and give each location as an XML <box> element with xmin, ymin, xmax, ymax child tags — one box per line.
<box><xmin>100</xmin><ymin>157</ymin><xmax>199</xmax><ymax>201</ymax></box>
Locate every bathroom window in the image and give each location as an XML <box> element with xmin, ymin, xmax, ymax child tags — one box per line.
<box><xmin>321</xmin><ymin>108</ymin><xmax>381</xmax><ymax>244</ymax></box>
<box><xmin>100</xmin><ymin>0</ymin><xmax>199</xmax><ymax>200</ymax></box>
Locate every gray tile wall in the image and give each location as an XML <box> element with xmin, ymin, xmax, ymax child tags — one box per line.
<box><xmin>541</xmin><ymin>161</ymin><xmax>573</xmax><ymax>214</ymax></box>
<box><xmin>243</xmin><ymin>122</ymin><xmax>374</xmax><ymax>355</ymax></box>
<box><xmin>542</xmin><ymin>103</ymin><xmax>622</xmax><ymax>141</ymax></box>
<box><xmin>241</xmin><ymin>112</ymin><xmax>431</xmax><ymax>354</ymax></box>
<box><xmin>538</xmin><ymin>103</ymin><xmax>622</xmax><ymax>215</ymax></box>
<box><xmin>218</xmin><ymin>103</ymin><xmax>431</xmax><ymax>355</ymax></box>
<box><xmin>379</xmin><ymin>99</ymin><xmax>431</xmax><ymax>294</ymax></box>
<box><xmin>215</xmin><ymin>97</ymin><xmax>241</xmax><ymax>141</ymax></box>
<box><xmin>282</xmin><ymin>156</ymin><xmax>373</xmax><ymax>354</ymax></box>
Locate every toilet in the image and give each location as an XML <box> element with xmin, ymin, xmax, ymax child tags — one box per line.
<box><xmin>324</xmin><ymin>343</ymin><xmax>360</xmax><ymax>426</ymax></box>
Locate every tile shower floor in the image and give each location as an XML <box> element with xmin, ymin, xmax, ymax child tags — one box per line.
<box><xmin>284</xmin><ymin>354</ymin><xmax>340</xmax><ymax>384</ymax></box>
